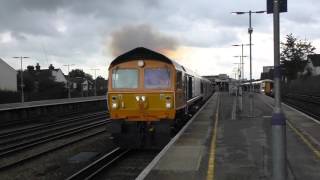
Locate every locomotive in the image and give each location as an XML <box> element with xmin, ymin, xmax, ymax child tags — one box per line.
<box><xmin>107</xmin><ymin>47</ymin><xmax>214</xmax><ymax>148</ymax></box>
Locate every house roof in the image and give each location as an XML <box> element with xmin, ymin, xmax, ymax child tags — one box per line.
<box><xmin>0</xmin><ymin>58</ymin><xmax>17</xmax><ymax>72</ymax></box>
<box><xmin>308</xmin><ymin>54</ymin><xmax>320</xmax><ymax>67</ymax></box>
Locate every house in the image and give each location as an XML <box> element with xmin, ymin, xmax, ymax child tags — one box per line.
<box><xmin>302</xmin><ymin>54</ymin><xmax>320</xmax><ymax>76</ymax></box>
<box><xmin>0</xmin><ymin>58</ymin><xmax>17</xmax><ymax>91</ymax></box>
<box><xmin>22</xmin><ymin>63</ymin><xmax>68</xmax><ymax>92</ymax></box>
<box><xmin>35</xmin><ymin>63</ymin><xmax>67</xmax><ymax>84</ymax></box>
<box><xmin>69</xmin><ymin>77</ymin><xmax>94</xmax><ymax>96</ymax></box>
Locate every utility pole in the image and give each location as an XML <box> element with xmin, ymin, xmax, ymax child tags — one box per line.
<box><xmin>63</xmin><ymin>64</ymin><xmax>75</xmax><ymax>99</ymax></box>
<box><xmin>91</xmin><ymin>68</ymin><xmax>99</xmax><ymax>96</ymax></box>
<box><xmin>232</xmin><ymin>10</ymin><xmax>265</xmax><ymax>116</ymax></box>
<box><xmin>13</xmin><ymin>56</ymin><xmax>29</xmax><ymax>103</ymax></box>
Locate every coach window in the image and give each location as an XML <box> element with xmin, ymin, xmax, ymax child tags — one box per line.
<box><xmin>176</xmin><ymin>71</ymin><xmax>182</xmax><ymax>89</ymax></box>
<box><xmin>112</xmin><ymin>69</ymin><xmax>139</xmax><ymax>88</ymax></box>
<box><xmin>144</xmin><ymin>68</ymin><xmax>171</xmax><ymax>89</ymax></box>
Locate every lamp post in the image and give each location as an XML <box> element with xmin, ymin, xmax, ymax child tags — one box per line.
<box><xmin>233</xmin><ymin>63</ymin><xmax>242</xmax><ymax>80</ymax></box>
<box><xmin>63</xmin><ymin>64</ymin><xmax>75</xmax><ymax>98</ymax></box>
<box><xmin>271</xmin><ymin>0</ymin><xmax>287</xmax><ymax>179</ymax></box>
<box><xmin>13</xmin><ymin>56</ymin><xmax>29</xmax><ymax>103</ymax></box>
<box><xmin>232</xmin><ymin>44</ymin><xmax>250</xmax><ymax>80</ymax></box>
<box><xmin>232</xmin><ymin>10</ymin><xmax>265</xmax><ymax>116</ymax></box>
<box><xmin>91</xmin><ymin>68</ymin><xmax>99</xmax><ymax>96</ymax></box>
<box><xmin>233</xmin><ymin>55</ymin><xmax>248</xmax><ymax>80</ymax></box>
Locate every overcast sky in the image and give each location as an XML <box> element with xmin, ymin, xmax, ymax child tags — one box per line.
<box><xmin>1</xmin><ymin>0</ymin><xmax>320</xmax><ymax>79</ymax></box>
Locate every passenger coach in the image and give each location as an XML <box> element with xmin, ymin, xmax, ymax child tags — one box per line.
<box><xmin>107</xmin><ymin>47</ymin><xmax>213</xmax><ymax>148</ymax></box>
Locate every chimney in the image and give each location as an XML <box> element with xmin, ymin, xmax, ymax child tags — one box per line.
<box><xmin>48</xmin><ymin>64</ymin><xmax>55</xmax><ymax>70</ymax></box>
<box><xmin>36</xmin><ymin>63</ymin><xmax>40</xmax><ymax>71</ymax></box>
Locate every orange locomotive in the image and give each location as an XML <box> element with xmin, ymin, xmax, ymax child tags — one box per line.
<box><xmin>107</xmin><ymin>47</ymin><xmax>213</xmax><ymax>148</ymax></box>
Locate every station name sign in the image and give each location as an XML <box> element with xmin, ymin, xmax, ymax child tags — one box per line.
<box><xmin>267</xmin><ymin>0</ymin><xmax>288</xmax><ymax>14</ymax></box>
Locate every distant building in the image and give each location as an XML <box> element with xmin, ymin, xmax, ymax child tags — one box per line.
<box><xmin>203</xmin><ymin>74</ymin><xmax>230</xmax><ymax>91</ymax></box>
<box><xmin>0</xmin><ymin>58</ymin><xmax>17</xmax><ymax>91</ymax></box>
<box><xmin>35</xmin><ymin>63</ymin><xmax>67</xmax><ymax>84</ymax></box>
<box><xmin>69</xmin><ymin>77</ymin><xmax>94</xmax><ymax>96</ymax></box>
<box><xmin>261</xmin><ymin>66</ymin><xmax>274</xmax><ymax>80</ymax></box>
<box><xmin>23</xmin><ymin>63</ymin><xmax>68</xmax><ymax>92</ymax></box>
<box><xmin>263</xmin><ymin>66</ymin><xmax>273</xmax><ymax>73</ymax></box>
<box><xmin>302</xmin><ymin>54</ymin><xmax>320</xmax><ymax>76</ymax></box>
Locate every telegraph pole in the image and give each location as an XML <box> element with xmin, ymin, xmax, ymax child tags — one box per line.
<box><xmin>91</xmin><ymin>68</ymin><xmax>99</xmax><ymax>96</ymax></box>
<box><xmin>13</xmin><ymin>56</ymin><xmax>29</xmax><ymax>103</ymax></box>
<box><xmin>63</xmin><ymin>64</ymin><xmax>74</xmax><ymax>98</ymax></box>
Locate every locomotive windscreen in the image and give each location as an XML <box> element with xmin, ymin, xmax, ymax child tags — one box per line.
<box><xmin>144</xmin><ymin>68</ymin><xmax>171</xmax><ymax>89</ymax></box>
<box><xmin>112</xmin><ymin>69</ymin><xmax>139</xmax><ymax>88</ymax></box>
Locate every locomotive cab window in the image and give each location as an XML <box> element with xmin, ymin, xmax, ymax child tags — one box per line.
<box><xmin>112</xmin><ymin>69</ymin><xmax>139</xmax><ymax>88</ymax></box>
<box><xmin>144</xmin><ymin>68</ymin><xmax>171</xmax><ymax>89</ymax></box>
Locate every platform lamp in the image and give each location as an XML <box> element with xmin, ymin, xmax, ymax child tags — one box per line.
<box><xmin>233</xmin><ymin>63</ymin><xmax>242</xmax><ymax>80</ymax></box>
<box><xmin>233</xmin><ymin>55</ymin><xmax>248</xmax><ymax>81</ymax></box>
<box><xmin>231</xmin><ymin>10</ymin><xmax>265</xmax><ymax>116</ymax></box>
<box><xmin>13</xmin><ymin>56</ymin><xmax>29</xmax><ymax>103</ymax></box>
<box><xmin>90</xmin><ymin>68</ymin><xmax>99</xmax><ymax>96</ymax></box>
<box><xmin>232</xmin><ymin>44</ymin><xmax>250</xmax><ymax>80</ymax></box>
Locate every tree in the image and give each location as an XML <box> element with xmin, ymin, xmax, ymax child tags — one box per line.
<box><xmin>69</xmin><ymin>69</ymin><xmax>86</xmax><ymax>78</ymax></box>
<box><xmin>95</xmin><ymin>76</ymin><xmax>108</xmax><ymax>95</ymax></box>
<box><xmin>280</xmin><ymin>34</ymin><xmax>316</xmax><ymax>80</ymax></box>
<box><xmin>69</xmin><ymin>69</ymin><xmax>93</xmax><ymax>81</ymax></box>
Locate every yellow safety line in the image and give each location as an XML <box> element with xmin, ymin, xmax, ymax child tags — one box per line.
<box><xmin>261</xmin><ymin>96</ymin><xmax>320</xmax><ymax>159</ymax></box>
<box><xmin>207</xmin><ymin>95</ymin><xmax>220</xmax><ymax>180</ymax></box>
<box><xmin>287</xmin><ymin>120</ymin><xmax>320</xmax><ymax>159</ymax></box>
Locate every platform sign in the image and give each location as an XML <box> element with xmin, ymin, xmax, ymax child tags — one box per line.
<box><xmin>267</xmin><ymin>0</ymin><xmax>287</xmax><ymax>14</ymax></box>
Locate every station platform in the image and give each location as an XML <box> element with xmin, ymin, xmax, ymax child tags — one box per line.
<box><xmin>0</xmin><ymin>95</ymin><xmax>106</xmax><ymax>111</ymax></box>
<box><xmin>137</xmin><ymin>92</ymin><xmax>320</xmax><ymax>180</ymax></box>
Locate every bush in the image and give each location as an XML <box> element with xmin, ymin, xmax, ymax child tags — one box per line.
<box><xmin>0</xmin><ymin>91</ymin><xmax>20</xmax><ymax>104</ymax></box>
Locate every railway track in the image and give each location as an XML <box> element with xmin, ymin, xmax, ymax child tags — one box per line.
<box><xmin>268</xmin><ymin>93</ymin><xmax>320</xmax><ymax>121</ymax></box>
<box><xmin>0</xmin><ymin>111</ymin><xmax>107</xmax><ymax>129</ymax></box>
<box><xmin>0</xmin><ymin>112</ymin><xmax>110</xmax><ymax>170</ymax></box>
<box><xmin>66</xmin><ymin>148</ymin><xmax>159</xmax><ymax>180</ymax></box>
<box><xmin>0</xmin><ymin>113</ymin><xmax>108</xmax><ymax>146</ymax></box>
<box><xmin>0</xmin><ymin>111</ymin><xmax>107</xmax><ymax>137</ymax></box>
<box><xmin>283</xmin><ymin>98</ymin><xmax>320</xmax><ymax>120</ymax></box>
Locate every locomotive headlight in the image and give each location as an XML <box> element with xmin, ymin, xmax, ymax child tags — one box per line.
<box><xmin>165</xmin><ymin>102</ymin><xmax>172</xmax><ymax>109</ymax></box>
<box><xmin>141</xmin><ymin>96</ymin><xmax>146</xmax><ymax>102</ymax></box>
<box><xmin>112</xmin><ymin>102</ymin><xmax>118</xmax><ymax>109</ymax></box>
<box><xmin>137</xmin><ymin>60</ymin><xmax>144</xmax><ymax>67</ymax></box>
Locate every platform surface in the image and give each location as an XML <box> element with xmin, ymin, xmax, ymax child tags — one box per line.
<box><xmin>138</xmin><ymin>92</ymin><xmax>320</xmax><ymax>180</ymax></box>
<box><xmin>0</xmin><ymin>95</ymin><xmax>106</xmax><ymax>111</ymax></box>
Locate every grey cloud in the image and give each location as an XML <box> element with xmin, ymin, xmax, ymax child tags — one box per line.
<box><xmin>109</xmin><ymin>24</ymin><xmax>179</xmax><ymax>56</ymax></box>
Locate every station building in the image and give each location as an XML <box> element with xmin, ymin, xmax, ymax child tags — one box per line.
<box><xmin>0</xmin><ymin>58</ymin><xmax>17</xmax><ymax>92</ymax></box>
